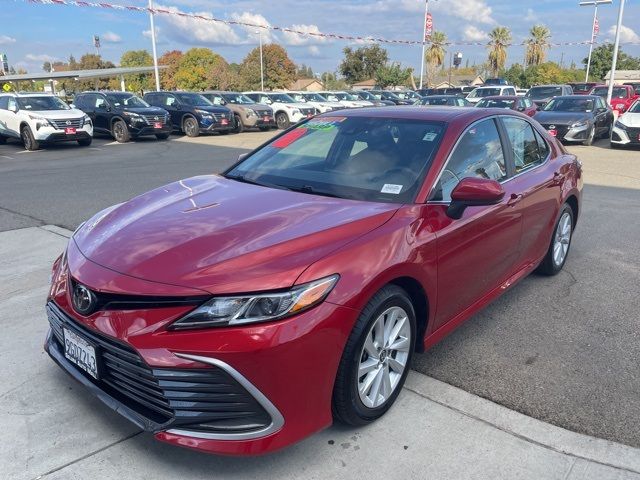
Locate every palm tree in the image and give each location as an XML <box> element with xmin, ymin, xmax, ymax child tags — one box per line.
<box><xmin>425</xmin><ymin>31</ymin><xmax>447</xmax><ymax>86</ymax></box>
<box><xmin>525</xmin><ymin>25</ymin><xmax>551</xmax><ymax>67</ymax></box>
<box><xmin>487</xmin><ymin>26</ymin><xmax>512</xmax><ymax>76</ymax></box>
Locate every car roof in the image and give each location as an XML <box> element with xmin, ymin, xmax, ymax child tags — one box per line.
<box><xmin>552</xmin><ymin>95</ymin><xmax>600</xmax><ymax>100</ymax></box>
<box><xmin>424</xmin><ymin>95</ymin><xmax>460</xmax><ymax>99</ymax></box>
<box><xmin>482</xmin><ymin>95</ymin><xmax>519</xmax><ymax>100</ymax></box>
<box><xmin>317</xmin><ymin>105</ymin><xmax>497</xmax><ymax>123</ymax></box>
<box><xmin>0</xmin><ymin>92</ymin><xmax>56</xmax><ymax>97</ymax></box>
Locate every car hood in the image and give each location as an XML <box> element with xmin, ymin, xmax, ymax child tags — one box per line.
<box><xmin>619</xmin><ymin>112</ymin><xmax>640</xmax><ymax>127</ymax></box>
<box><xmin>534</xmin><ymin>111</ymin><xmax>592</xmax><ymax>125</ymax></box>
<box><xmin>194</xmin><ymin>105</ymin><xmax>231</xmax><ymax>114</ymax></box>
<box><xmin>119</xmin><ymin>106</ymin><xmax>168</xmax><ymax>115</ymax></box>
<box><xmin>246</xmin><ymin>103</ymin><xmax>272</xmax><ymax>112</ymax></box>
<box><xmin>35</xmin><ymin>108</ymin><xmax>86</xmax><ymax>119</ymax></box>
<box><xmin>73</xmin><ymin>175</ymin><xmax>398</xmax><ymax>294</ymax></box>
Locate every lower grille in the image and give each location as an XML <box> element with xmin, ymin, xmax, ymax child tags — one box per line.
<box><xmin>142</xmin><ymin>114</ymin><xmax>168</xmax><ymax>126</ymax></box>
<box><xmin>626</xmin><ymin>127</ymin><xmax>640</xmax><ymax>143</ymax></box>
<box><xmin>300</xmin><ymin>107</ymin><xmax>316</xmax><ymax>116</ymax></box>
<box><xmin>47</xmin><ymin>302</ymin><xmax>272</xmax><ymax>433</ymax></box>
<box><xmin>49</xmin><ymin>118</ymin><xmax>83</xmax><ymax>129</ymax></box>
<box><xmin>254</xmin><ymin>109</ymin><xmax>271</xmax><ymax>117</ymax></box>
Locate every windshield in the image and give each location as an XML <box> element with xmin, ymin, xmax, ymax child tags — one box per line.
<box><xmin>544</xmin><ymin>97</ymin><xmax>594</xmax><ymax>112</ymax></box>
<box><xmin>335</xmin><ymin>92</ymin><xmax>359</xmax><ymax>101</ymax></box>
<box><xmin>321</xmin><ymin>93</ymin><xmax>341</xmax><ymax>102</ymax></box>
<box><xmin>571</xmin><ymin>83</ymin><xmax>595</xmax><ymax>93</ymax></box>
<box><xmin>526</xmin><ymin>86</ymin><xmax>562</xmax><ymax>99</ymax></box>
<box><xmin>17</xmin><ymin>96</ymin><xmax>70</xmax><ymax>111</ymax></box>
<box><xmin>105</xmin><ymin>94</ymin><xmax>149</xmax><ymax>108</ymax></box>
<box><xmin>627</xmin><ymin>100</ymin><xmax>640</xmax><ymax>113</ymax></box>
<box><xmin>395</xmin><ymin>91</ymin><xmax>418</xmax><ymax>99</ymax></box>
<box><xmin>289</xmin><ymin>93</ymin><xmax>308</xmax><ymax>102</ymax></box>
<box><xmin>468</xmin><ymin>88</ymin><xmax>501</xmax><ymax>98</ymax></box>
<box><xmin>225</xmin><ymin>116</ymin><xmax>445</xmax><ymax>204</ymax></box>
<box><xmin>304</xmin><ymin>93</ymin><xmax>328</xmax><ymax>102</ymax></box>
<box><xmin>356</xmin><ymin>91</ymin><xmax>375</xmax><ymax>101</ymax></box>
<box><xmin>222</xmin><ymin>93</ymin><xmax>254</xmax><ymax>105</ymax></box>
<box><xmin>476</xmin><ymin>98</ymin><xmax>515</xmax><ymax>109</ymax></box>
<box><xmin>420</xmin><ymin>97</ymin><xmax>454</xmax><ymax>106</ymax></box>
<box><xmin>382</xmin><ymin>92</ymin><xmax>401</xmax><ymax>100</ymax></box>
<box><xmin>269</xmin><ymin>93</ymin><xmax>296</xmax><ymax>103</ymax></box>
<box><xmin>175</xmin><ymin>93</ymin><xmax>213</xmax><ymax>106</ymax></box>
<box><xmin>591</xmin><ymin>86</ymin><xmax>627</xmax><ymax>99</ymax></box>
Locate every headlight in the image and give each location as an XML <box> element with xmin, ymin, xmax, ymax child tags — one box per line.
<box><xmin>570</xmin><ymin>120</ymin><xmax>588</xmax><ymax>128</ymax></box>
<box><xmin>614</xmin><ymin>120</ymin><xmax>627</xmax><ymax>130</ymax></box>
<box><xmin>123</xmin><ymin>112</ymin><xmax>144</xmax><ymax>122</ymax></box>
<box><xmin>170</xmin><ymin>274</ymin><xmax>339</xmax><ymax>330</ymax></box>
<box><xmin>246</xmin><ymin>109</ymin><xmax>257</xmax><ymax>117</ymax></box>
<box><xmin>28</xmin><ymin>114</ymin><xmax>50</xmax><ymax>130</ymax></box>
<box><xmin>82</xmin><ymin>114</ymin><xmax>91</xmax><ymax>126</ymax></box>
<box><xmin>290</xmin><ymin>108</ymin><xmax>301</xmax><ymax>115</ymax></box>
<box><xmin>195</xmin><ymin>109</ymin><xmax>213</xmax><ymax>118</ymax></box>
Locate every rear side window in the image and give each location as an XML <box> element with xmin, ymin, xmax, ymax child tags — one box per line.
<box><xmin>430</xmin><ymin>118</ymin><xmax>507</xmax><ymax>202</ymax></box>
<box><xmin>502</xmin><ymin>117</ymin><xmax>548</xmax><ymax>173</ymax></box>
<box><xmin>0</xmin><ymin>96</ymin><xmax>8</xmax><ymax>110</ymax></box>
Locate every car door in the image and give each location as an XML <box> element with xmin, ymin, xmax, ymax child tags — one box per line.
<box><xmin>5</xmin><ymin>96</ymin><xmax>21</xmax><ymax>136</ymax></box>
<box><xmin>499</xmin><ymin>116</ymin><xmax>559</xmax><ymax>266</ymax></box>
<box><xmin>77</xmin><ymin>94</ymin><xmax>98</xmax><ymax>131</ymax></box>
<box><xmin>161</xmin><ymin>93</ymin><xmax>182</xmax><ymax>127</ymax></box>
<box><xmin>426</xmin><ymin>117</ymin><xmax>524</xmax><ymax>329</ymax></box>
<box><xmin>0</xmin><ymin>96</ymin><xmax>10</xmax><ymax>137</ymax></box>
<box><xmin>93</xmin><ymin>94</ymin><xmax>111</xmax><ymax>133</ymax></box>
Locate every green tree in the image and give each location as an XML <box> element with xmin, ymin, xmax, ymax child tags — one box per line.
<box><xmin>339</xmin><ymin>45</ymin><xmax>389</xmax><ymax>84</ymax></box>
<box><xmin>158</xmin><ymin>50</ymin><xmax>183</xmax><ymax>90</ymax></box>
<box><xmin>297</xmin><ymin>64</ymin><xmax>314</xmax><ymax>78</ymax></box>
<box><xmin>425</xmin><ymin>31</ymin><xmax>447</xmax><ymax>86</ymax></box>
<box><xmin>320</xmin><ymin>72</ymin><xmax>348</xmax><ymax>90</ymax></box>
<box><xmin>504</xmin><ymin>63</ymin><xmax>526</xmax><ymax>87</ymax></box>
<box><xmin>526</xmin><ymin>25</ymin><xmax>551</xmax><ymax>67</ymax></box>
<box><xmin>75</xmin><ymin>54</ymin><xmax>116</xmax><ymax>91</ymax></box>
<box><xmin>375</xmin><ymin>62</ymin><xmax>413</xmax><ymax>89</ymax></box>
<box><xmin>174</xmin><ymin>47</ymin><xmax>230</xmax><ymax>91</ymax></box>
<box><xmin>583</xmin><ymin>43</ymin><xmax>640</xmax><ymax>81</ymax></box>
<box><xmin>238</xmin><ymin>44</ymin><xmax>297</xmax><ymax>90</ymax></box>
<box><xmin>487</xmin><ymin>27</ymin><xmax>512</xmax><ymax>76</ymax></box>
<box><xmin>119</xmin><ymin>49</ymin><xmax>154</xmax><ymax>93</ymax></box>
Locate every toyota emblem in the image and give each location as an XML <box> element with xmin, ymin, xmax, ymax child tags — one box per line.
<box><xmin>65</xmin><ymin>120</ymin><xmax>72</xmax><ymax>126</ymax></box>
<box><xmin>72</xmin><ymin>283</ymin><xmax>97</xmax><ymax>316</ymax></box>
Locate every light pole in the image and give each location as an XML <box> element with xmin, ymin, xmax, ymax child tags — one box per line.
<box><xmin>418</xmin><ymin>0</ymin><xmax>430</xmax><ymax>89</ymax></box>
<box><xmin>607</xmin><ymin>0</ymin><xmax>625</xmax><ymax>105</ymax></box>
<box><xmin>580</xmin><ymin>0</ymin><xmax>612</xmax><ymax>82</ymax></box>
<box><xmin>148</xmin><ymin>0</ymin><xmax>161</xmax><ymax>91</ymax></box>
<box><xmin>258</xmin><ymin>29</ymin><xmax>265</xmax><ymax>91</ymax></box>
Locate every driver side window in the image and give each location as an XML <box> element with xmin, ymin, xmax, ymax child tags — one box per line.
<box><xmin>430</xmin><ymin>118</ymin><xmax>507</xmax><ymax>202</ymax></box>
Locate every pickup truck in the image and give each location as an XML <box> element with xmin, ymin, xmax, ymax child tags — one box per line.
<box><xmin>589</xmin><ymin>84</ymin><xmax>639</xmax><ymax>114</ymax></box>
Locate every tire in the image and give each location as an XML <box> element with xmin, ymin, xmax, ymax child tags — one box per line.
<box><xmin>332</xmin><ymin>285</ymin><xmax>416</xmax><ymax>426</ymax></box>
<box><xmin>155</xmin><ymin>133</ymin><xmax>170</xmax><ymax>140</ymax></box>
<box><xmin>583</xmin><ymin>126</ymin><xmax>595</xmax><ymax>146</ymax></box>
<box><xmin>259</xmin><ymin>126</ymin><xmax>270</xmax><ymax>132</ymax></box>
<box><xmin>536</xmin><ymin>204</ymin><xmax>574</xmax><ymax>276</ymax></box>
<box><xmin>77</xmin><ymin>138</ymin><xmax>92</xmax><ymax>147</ymax></box>
<box><xmin>182</xmin><ymin>116</ymin><xmax>200</xmax><ymax>137</ymax></box>
<box><xmin>112</xmin><ymin>120</ymin><xmax>130</xmax><ymax>143</ymax></box>
<box><xmin>234</xmin><ymin>115</ymin><xmax>244</xmax><ymax>134</ymax></box>
<box><xmin>21</xmin><ymin>125</ymin><xmax>40</xmax><ymax>151</ymax></box>
<box><xmin>219</xmin><ymin>130</ymin><xmax>230</xmax><ymax>135</ymax></box>
<box><xmin>0</xmin><ymin>135</ymin><xmax>6</xmax><ymax>144</ymax></box>
<box><xmin>276</xmin><ymin>112</ymin><xmax>290</xmax><ymax>130</ymax></box>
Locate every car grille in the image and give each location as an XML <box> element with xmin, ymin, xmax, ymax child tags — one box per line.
<box><xmin>626</xmin><ymin>127</ymin><xmax>640</xmax><ymax>143</ymax></box>
<box><xmin>142</xmin><ymin>114</ymin><xmax>168</xmax><ymax>126</ymax></box>
<box><xmin>300</xmin><ymin>107</ymin><xmax>316</xmax><ymax>116</ymax></box>
<box><xmin>47</xmin><ymin>302</ymin><xmax>272</xmax><ymax>433</ymax></box>
<box><xmin>540</xmin><ymin>124</ymin><xmax>569</xmax><ymax>139</ymax></box>
<box><xmin>48</xmin><ymin>118</ymin><xmax>83</xmax><ymax>129</ymax></box>
<box><xmin>211</xmin><ymin>112</ymin><xmax>229</xmax><ymax>122</ymax></box>
<box><xmin>254</xmin><ymin>109</ymin><xmax>271</xmax><ymax>117</ymax></box>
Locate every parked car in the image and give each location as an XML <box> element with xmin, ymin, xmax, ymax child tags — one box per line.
<box><xmin>0</xmin><ymin>93</ymin><xmax>92</xmax><ymax>150</ymax></box>
<box><xmin>200</xmin><ymin>91</ymin><xmax>275</xmax><ymax>133</ymax></box>
<box><xmin>415</xmin><ymin>95</ymin><xmax>471</xmax><ymax>107</ymax></box>
<box><xmin>475</xmin><ymin>96</ymin><xmax>537</xmax><ymax>117</ymax></box>
<box><xmin>415</xmin><ymin>88</ymin><xmax>437</xmax><ymax>96</ymax></box>
<box><xmin>318</xmin><ymin>91</ymin><xmax>372</xmax><ymax>108</ymax></box>
<box><xmin>610</xmin><ymin>99</ymin><xmax>640</xmax><ymax>148</ymax></box>
<box><xmin>466</xmin><ymin>86</ymin><xmax>517</xmax><ymax>104</ymax></box>
<box><xmin>143</xmin><ymin>91</ymin><xmax>233</xmax><ymax>137</ymax></box>
<box><xmin>45</xmin><ymin>106</ymin><xmax>582</xmax><ymax>456</ymax></box>
<box><xmin>461</xmin><ymin>86</ymin><xmax>476</xmax><ymax>95</ymax></box>
<box><xmin>392</xmin><ymin>90</ymin><xmax>423</xmax><ymax>102</ymax></box>
<box><xmin>483</xmin><ymin>78</ymin><xmax>510</xmax><ymax>86</ymax></box>
<box><xmin>623</xmin><ymin>82</ymin><xmax>640</xmax><ymax>95</ymax></box>
<box><xmin>516</xmin><ymin>88</ymin><xmax>529</xmax><ymax>97</ymax></box>
<box><xmin>368</xmin><ymin>90</ymin><xmax>413</xmax><ymax>105</ymax></box>
<box><xmin>589</xmin><ymin>84</ymin><xmax>639</xmax><ymax>115</ymax></box>
<box><xmin>525</xmin><ymin>85</ymin><xmax>573</xmax><ymax>108</ymax></box>
<box><xmin>287</xmin><ymin>91</ymin><xmax>342</xmax><ymax>113</ymax></box>
<box><xmin>244</xmin><ymin>91</ymin><xmax>316</xmax><ymax>129</ymax></box>
<box><xmin>568</xmin><ymin>82</ymin><xmax>603</xmax><ymax>95</ymax></box>
<box><xmin>74</xmin><ymin>91</ymin><xmax>171</xmax><ymax>143</ymax></box>
<box><xmin>348</xmin><ymin>90</ymin><xmax>394</xmax><ymax>106</ymax></box>
<box><xmin>534</xmin><ymin>95</ymin><xmax>613</xmax><ymax>146</ymax></box>
<box><xmin>432</xmin><ymin>87</ymin><xmax>466</xmax><ymax>97</ymax></box>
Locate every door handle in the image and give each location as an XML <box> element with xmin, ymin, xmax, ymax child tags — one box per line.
<box><xmin>507</xmin><ymin>193</ymin><xmax>523</xmax><ymax>206</ymax></box>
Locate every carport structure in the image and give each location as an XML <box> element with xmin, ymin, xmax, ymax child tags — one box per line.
<box><xmin>0</xmin><ymin>66</ymin><xmax>165</xmax><ymax>93</ymax></box>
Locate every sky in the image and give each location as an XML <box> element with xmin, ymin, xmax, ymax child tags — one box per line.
<box><xmin>1</xmin><ymin>0</ymin><xmax>640</xmax><ymax>76</ymax></box>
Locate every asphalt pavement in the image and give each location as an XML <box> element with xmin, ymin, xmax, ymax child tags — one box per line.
<box><xmin>0</xmin><ymin>131</ymin><xmax>639</xmax><ymax>449</ymax></box>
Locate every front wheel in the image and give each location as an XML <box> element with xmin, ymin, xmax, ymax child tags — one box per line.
<box><xmin>112</xmin><ymin>120</ymin><xmax>130</xmax><ymax>143</ymax></box>
<box><xmin>536</xmin><ymin>204</ymin><xmax>574</xmax><ymax>276</ymax></box>
<box><xmin>583</xmin><ymin>126</ymin><xmax>595</xmax><ymax>146</ymax></box>
<box><xmin>77</xmin><ymin>138</ymin><xmax>92</xmax><ymax>147</ymax></box>
<box><xmin>183</xmin><ymin>117</ymin><xmax>199</xmax><ymax>137</ymax></box>
<box><xmin>234</xmin><ymin>115</ymin><xmax>244</xmax><ymax>133</ymax></box>
<box><xmin>332</xmin><ymin>285</ymin><xmax>416</xmax><ymax>426</ymax></box>
<box><xmin>276</xmin><ymin>112</ymin><xmax>290</xmax><ymax>130</ymax></box>
<box><xmin>21</xmin><ymin>126</ymin><xmax>40</xmax><ymax>151</ymax></box>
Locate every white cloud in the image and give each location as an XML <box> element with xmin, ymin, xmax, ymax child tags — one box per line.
<box><xmin>102</xmin><ymin>31</ymin><xmax>122</xmax><ymax>43</ymax></box>
<box><xmin>230</xmin><ymin>12</ymin><xmax>276</xmax><ymax>44</ymax></box>
<box><xmin>308</xmin><ymin>45</ymin><xmax>321</xmax><ymax>57</ymax></box>
<box><xmin>25</xmin><ymin>54</ymin><xmax>57</xmax><ymax>62</ymax></box>
<box><xmin>142</xmin><ymin>26</ymin><xmax>167</xmax><ymax>44</ymax></box>
<box><xmin>607</xmin><ymin>24</ymin><xmax>640</xmax><ymax>43</ymax></box>
<box><xmin>154</xmin><ymin>4</ymin><xmax>240</xmax><ymax>45</ymax></box>
<box><xmin>524</xmin><ymin>8</ymin><xmax>537</xmax><ymax>22</ymax></box>
<box><xmin>432</xmin><ymin>0</ymin><xmax>495</xmax><ymax>25</ymax></box>
<box><xmin>282</xmin><ymin>24</ymin><xmax>329</xmax><ymax>46</ymax></box>
<box><xmin>463</xmin><ymin>25</ymin><xmax>489</xmax><ymax>42</ymax></box>
<box><xmin>0</xmin><ymin>35</ymin><xmax>16</xmax><ymax>45</ymax></box>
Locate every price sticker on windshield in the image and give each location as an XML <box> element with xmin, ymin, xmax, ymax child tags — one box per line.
<box><xmin>381</xmin><ymin>184</ymin><xmax>403</xmax><ymax>194</ymax></box>
<box><xmin>302</xmin><ymin>117</ymin><xmax>346</xmax><ymax>130</ymax></box>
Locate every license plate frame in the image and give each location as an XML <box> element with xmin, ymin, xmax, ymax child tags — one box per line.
<box><xmin>548</xmin><ymin>129</ymin><xmax>557</xmax><ymax>137</ymax></box>
<box><xmin>263</xmin><ymin>116</ymin><xmax>271</xmax><ymax>123</ymax></box>
<box><xmin>221</xmin><ymin>118</ymin><xmax>229</xmax><ymax>126</ymax></box>
<box><xmin>64</xmin><ymin>127</ymin><xmax>77</xmax><ymax>135</ymax></box>
<box><xmin>153</xmin><ymin>122</ymin><xmax>162</xmax><ymax>129</ymax></box>
<box><xmin>63</xmin><ymin>327</ymin><xmax>100</xmax><ymax>380</ymax></box>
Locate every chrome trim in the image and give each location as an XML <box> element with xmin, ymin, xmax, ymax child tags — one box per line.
<box><xmin>166</xmin><ymin>353</ymin><xmax>285</xmax><ymax>441</ymax></box>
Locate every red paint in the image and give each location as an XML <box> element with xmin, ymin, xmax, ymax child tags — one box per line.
<box><xmin>48</xmin><ymin>107</ymin><xmax>583</xmax><ymax>455</ymax></box>
<box><xmin>271</xmin><ymin>127</ymin><xmax>307</xmax><ymax>148</ymax></box>
<box><xmin>450</xmin><ymin>177</ymin><xmax>505</xmax><ymax>203</ymax></box>
<box><xmin>590</xmin><ymin>84</ymin><xmax>639</xmax><ymax>114</ymax></box>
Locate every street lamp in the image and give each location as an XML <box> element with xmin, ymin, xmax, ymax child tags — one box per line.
<box><xmin>579</xmin><ymin>0</ymin><xmax>612</xmax><ymax>82</ymax></box>
<box><xmin>607</xmin><ymin>0</ymin><xmax>626</xmax><ymax>105</ymax></box>
<box><xmin>256</xmin><ymin>29</ymin><xmax>265</xmax><ymax>91</ymax></box>
<box><xmin>148</xmin><ymin>0</ymin><xmax>161</xmax><ymax>91</ymax></box>
<box><xmin>418</xmin><ymin>0</ymin><xmax>430</xmax><ymax>89</ymax></box>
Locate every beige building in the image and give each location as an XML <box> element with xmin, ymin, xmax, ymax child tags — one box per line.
<box><xmin>351</xmin><ymin>79</ymin><xmax>377</xmax><ymax>90</ymax></box>
<box><xmin>604</xmin><ymin>70</ymin><xmax>640</xmax><ymax>85</ymax></box>
<box><xmin>430</xmin><ymin>74</ymin><xmax>484</xmax><ymax>89</ymax></box>
<box><xmin>289</xmin><ymin>78</ymin><xmax>325</xmax><ymax>91</ymax></box>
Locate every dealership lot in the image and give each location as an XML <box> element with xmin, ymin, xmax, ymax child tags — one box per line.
<box><xmin>0</xmin><ymin>133</ymin><xmax>639</xmax><ymax>476</ymax></box>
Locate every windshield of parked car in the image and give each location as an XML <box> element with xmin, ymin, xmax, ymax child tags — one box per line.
<box><xmin>105</xmin><ymin>94</ymin><xmax>150</xmax><ymax>108</ymax></box>
<box><xmin>628</xmin><ymin>101</ymin><xmax>640</xmax><ymax>113</ymax></box>
<box><xmin>591</xmin><ymin>86</ymin><xmax>627</xmax><ymax>99</ymax></box>
<box><xmin>544</xmin><ymin>97</ymin><xmax>594</xmax><ymax>112</ymax></box>
<box><xmin>395</xmin><ymin>91</ymin><xmax>417</xmax><ymax>99</ymax></box>
<box><xmin>221</xmin><ymin>93</ymin><xmax>254</xmax><ymax>105</ymax></box>
<box><xmin>419</xmin><ymin>97</ymin><xmax>454</xmax><ymax>106</ymax></box>
<box><xmin>356</xmin><ymin>91</ymin><xmax>376</xmax><ymax>101</ymax></box>
<box><xmin>268</xmin><ymin>93</ymin><xmax>296</xmax><ymax>103</ymax></box>
<box><xmin>526</xmin><ymin>86</ymin><xmax>562</xmax><ymax>99</ymax></box>
<box><xmin>225</xmin><ymin>116</ymin><xmax>446</xmax><ymax>204</ymax></box>
<box><xmin>175</xmin><ymin>93</ymin><xmax>213</xmax><ymax>106</ymax></box>
<box><xmin>335</xmin><ymin>92</ymin><xmax>359</xmax><ymax>101</ymax></box>
<box><xmin>17</xmin><ymin>96</ymin><xmax>70</xmax><ymax>111</ymax></box>
<box><xmin>571</xmin><ymin>83</ymin><xmax>595</xmax><ymax>93</ymax></box>
<box><xmin>303</xmin><ymin>93</ymin><xmax>328</xmax><ymax>102</ymax></box>
<box><xmin>382</xmin><ymin>92</ymin><xmax>402</xmax><ymax>100</ymax></box>
<box><xmin>476</xmin><ymin>98</ymin><xmax>515</xmax><ymax>109</ymax></box>
<box><xmin>467</xmin><ymin>88</ymin><xmax>501</xmax><ymax>98</ymax></box>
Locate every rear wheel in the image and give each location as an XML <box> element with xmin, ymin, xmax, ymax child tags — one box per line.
<box><xmin>276</xmin><ymin>112</ymin><xmax>290</xmax><ymax>130</ymax></box>
<box><xmin>183</xmin><ymin>117</ymin><xmax>199</xmax><ymax>137</ymax></box>
<box><xmin>155</xmin><ymin>133</ymin><xmax>170</xmax><ymax>140</ymax></box>
<box><xmin>77</xmin><ymin>138</ymin><xmax>92</xmax><ymax>147</ymax></box>
<box><xmin>112</xmin><ymin>120</ymin><xmax>130</xmax><ymax>143</ymax></box>
<box><xmin>332</xmin><ymin>285</ymin><xmax>416</xmax><ymax>426</ymax></box>
<box><xmin>21</xmin><ymin>125</ymin><xmax>40</xmax><ymax>151</ymax></box>
<box><xmin>536</xmin><ymin>204</ymin><xmax>574</xmax><ymax>276</ymax></box>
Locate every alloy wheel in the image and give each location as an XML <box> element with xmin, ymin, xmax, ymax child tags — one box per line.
<box><xmin>553</xmin><ymin>211</ymin><xmax>572</xmax><ymax>267</ymax></box>
<box><xmin>357</xmin><ymin>306</ymin><xmax>411</xmax><ymax>409</ymax></box>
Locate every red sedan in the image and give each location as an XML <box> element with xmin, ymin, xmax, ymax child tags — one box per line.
<box><xmin>475</xmin><ymin>95</ymin><xmax>538</xmax><ymax>117</ymax></box>
<box><xmin>46</xmin><ymin>107</ymin><xmax>582</xmax><ymax>455</ymax></box>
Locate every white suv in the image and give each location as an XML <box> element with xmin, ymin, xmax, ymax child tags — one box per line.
<box><xmin>287</xmin><ymin>92</ymin><xmax>342</xmax><ymax>113</ymax></box>
<box><xmin>318</xmin><ymin>91</ymin><xmax>373</xmax><ymax>108</ymax></box>
<box><xmin>0</xmin><ymin>93</ymin><xmax>93</xmax><ymax>150</ymax></box>
<box><xmin>244</xmin><ymin>92</ymin><xmax>316</xmax><ymax>129</ymax></box>
<box><xmin>465</xmin><ymin>86</ymin><xmax>517</xmax><ymax>104</ymax></box>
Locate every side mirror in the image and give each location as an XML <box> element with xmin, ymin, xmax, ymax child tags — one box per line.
<box><xmin>446</xmin><ymin>178</ymin><xmax>505</xmax><ymax>219</ymax></box>
<box><xmin>8</xmin><ymin>104</ymin><xmax>18</xmax><ymax>113</ymax></box>
<box><xmin>238</xmin><ymin>153</ymin><xmax>249</xmax><ymax>162</ymax></box>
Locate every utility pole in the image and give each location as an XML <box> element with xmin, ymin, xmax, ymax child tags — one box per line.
<box><xmin>148</xmin><ymin>0</ymin><xmax>161</xmax><ymax>91</ymax></box>
<box><xmin>419</xmin><ymin>0</ymin><xmax>430</xmax><ymax>89</ymax></box>
<box><xmin>607</xmin><ymin>0</ymin><xmax>625</xmax><ymax>105</ymax></box>
<box><xmin>580</xmin><ymin>0</ymin><xmax>612</xmax><ymax>82</ymax></box>
<box><xmin>259</xmin><ymin>29</ymin><xmax>265</xmax><ymax>91</ymax></box>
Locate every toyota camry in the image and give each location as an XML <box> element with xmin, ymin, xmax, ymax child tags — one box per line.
<box><xmin>46</xmin><ymin>107</ymin><xmax>582</xmax><ymax>456</ymax></box>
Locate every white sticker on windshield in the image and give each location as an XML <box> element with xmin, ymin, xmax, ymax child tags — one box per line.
<box><xmin>381</xmin><ymin>184</ymin><xmax>403</xmax><ymax>194</ymax></box>
<box><xmin>423</xmin><ymin>132</ymin><xmax>438</xmax><ymax>141</ymax></box>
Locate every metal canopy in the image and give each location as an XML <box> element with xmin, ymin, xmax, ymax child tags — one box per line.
<box><xmin>0</xmin><ymin>66</ymin><xmax>166</xmax><ymax>82</ymax></box>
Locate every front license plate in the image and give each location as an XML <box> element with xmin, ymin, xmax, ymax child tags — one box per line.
<box><xmin>548</xmin><ymin>129</ymin><xmax>557</xmax><ymax>137</ymax></box>
<box><xmin>64</xmin><ymin>127</ymin><xmax>76</xmax><ymax>135</ymax></box>
<box><xmin>263</xmin><ymin>116</ymin><xmax>271</xmax><ymax>122</ymax></box>
<box><xmin>154</xmin><ymin>122</ymin><xmax>162</xmax><ymax>129</ymax></box>
<box><xmin>63</xmin><ymin>328</ymin><xmax>99</xmax><ymax>379</ymax></box>
<box><xmin>221</xmin><ymin>119</ymin><xmax>229</xmax><ymax>126</ymax></box>
<box><xmin>306</xmin><ymin>114</ymin><xmax>314</xmax><ymax>118</ymax></box>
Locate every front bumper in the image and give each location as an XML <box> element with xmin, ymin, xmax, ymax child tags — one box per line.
<box><xmin>200</xmin><ymin>119</ymin><xmax>233</xmax><ymax>133</ymax></box>
<box><xmin>611</xmin><ymin>125</ymin><xmax>640</xmax><ymax>145</ymax></box>
<box><xmin>35</xmin><ymin>125</ymin><xmax>93</xmax><ymax>142</ymax></box>
<box><xmin>243</xmin><ymin>114</ymin><xmax>276</xmax><ymax>128</ymax></box>
<box><xmin>540</xmin><ymin>124</ymin><xmax>590</xmax><ymax>143</ymax></box>
<box><xmin>128</xmin><ymin>121</ymin><xmax>173</xmax><ymax>138</ymax></box>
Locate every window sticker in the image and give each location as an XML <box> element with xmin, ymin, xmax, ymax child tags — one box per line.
<box><xmin>271</xmin><ymin>128</ymin><xmax>308</xmax><ymax>148</ymax></box>
<box><xmin>423</xmin><ymin>132</ymin><xmax>438</xmax><ymax>141</ymax></box>
<box><xmin>301</xmin><ymin>116</ymin><xmax>346</xmax><ymax>130</ymax></box>
<box><xmin>381</xmin><ymin>184</ymin><xmax>403</xmax><ymax>194</ymax></box>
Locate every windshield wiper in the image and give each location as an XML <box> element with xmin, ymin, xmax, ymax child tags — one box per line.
<box><xmin>286</xmin><ymin>185</ymin><xmax>346</xmax><ymax>199</ymax></box>
<box><xmin>225</xmin><ymin>174</ymin><xmax>294</xmax><ymax>192</ymax></box>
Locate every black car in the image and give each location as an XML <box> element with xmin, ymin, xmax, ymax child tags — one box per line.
<box><xmin>348</xmin><ymin>90</ymin><xmax>394</xmax><ymax>106</ymax></box>
<box><xmin>416</xmin><ymin>95</ymin><xmax>471</xmax><ymax>107</ymax></box>
<box><xmin>484</xmin><ymin>78</ymin><xmax>509</xmax><ymax>86</ymax></box>
<box><xmin>368</xmin><ymin>90</ymin><xmax>413</xmax><ymax>105</ymax></box>
<box><xmin>415</xmin><ymin>88</ymin><xmax>436</xmax><ymax>97</ymax></box>
<box><xmin>525</xmin><ymin>85</ymin><xmax>574</xmax><ymax>108</ymax></box>
<box><xmin>143</xmin><ymin>91</ymin><xmax>233</xmax><ymax>137</ymax></box>
<box><xmin>533</xmin><ymin>95</ymin><xmax>614</xmax><ymax>146</ymax></box>
<box><xmin>74</xmin><ymin>91</ymin><xmax>172</xmax><ymax>143</ymax></box>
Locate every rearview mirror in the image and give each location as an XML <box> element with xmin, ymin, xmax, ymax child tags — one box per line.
<box><xmin>447</xmin><ymin>178</ymin><xmax>505</xmax><ymax>219</ymax></box>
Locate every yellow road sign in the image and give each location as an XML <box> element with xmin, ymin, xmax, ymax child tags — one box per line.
<box><xmin>2</xmin><ymin>83</ymin><xmax>11</xmax><ymax>92</ymax></box>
